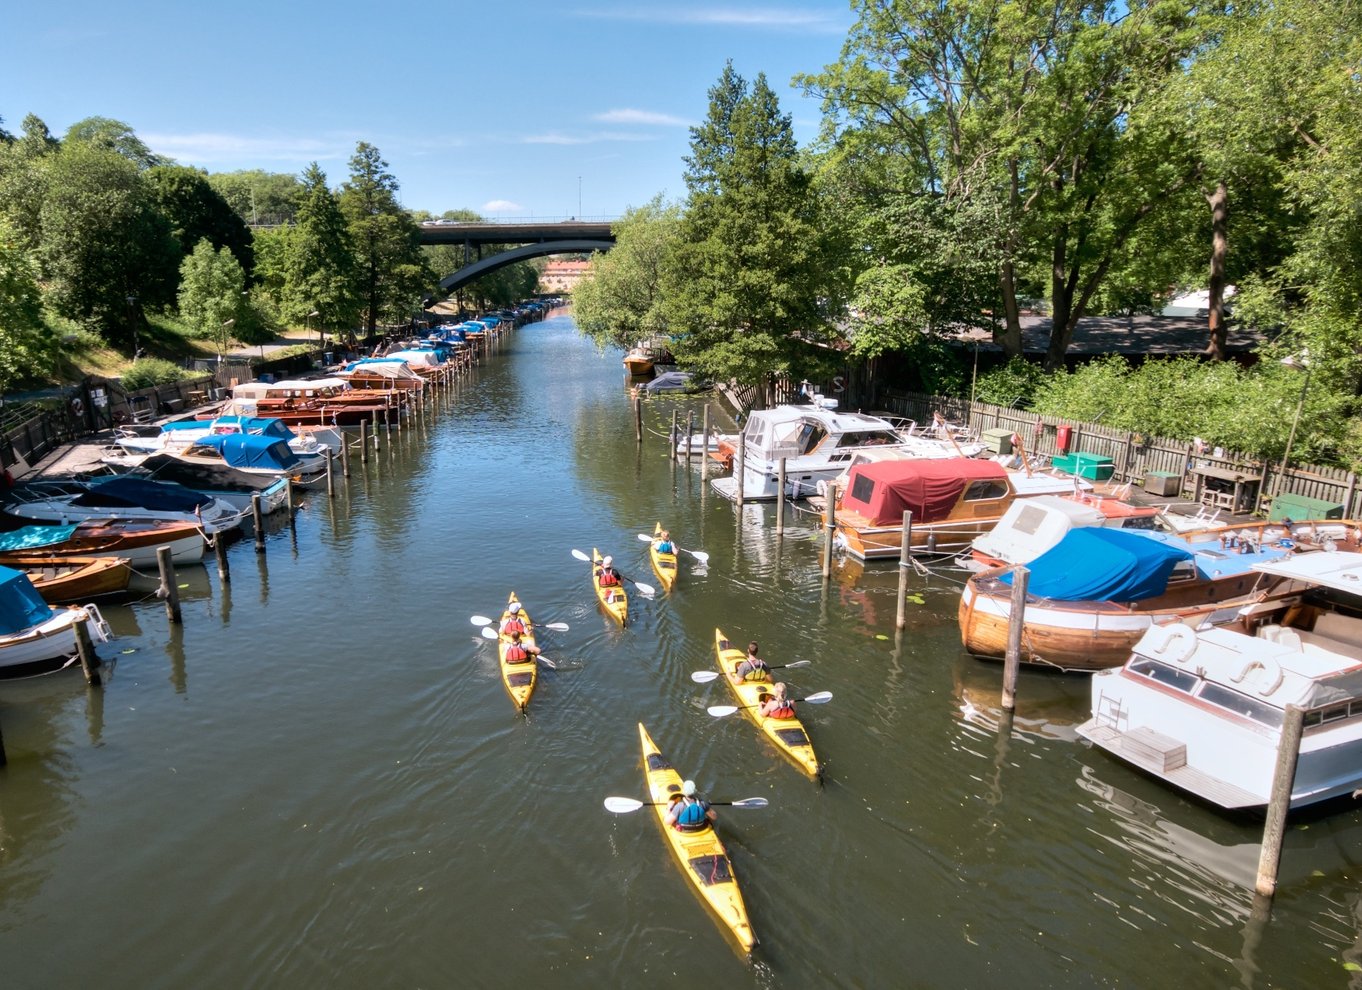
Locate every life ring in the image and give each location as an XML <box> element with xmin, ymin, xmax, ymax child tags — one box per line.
<box><xmin>1230</xmin><ymin>657</ymin><xmax>1284</xmax><ymax>697</ymax></box>
<box><xmin>70</xmin><ymin>396</ymin><xmax>84</xmax><ymax>418</ymax></box>
<box><xmin>1148</xmin><ymin>623</ymin><xmax>1197</xmax><ymax>664</ymax></box>
<box><xmin>832</xmin><ymin>375</ymin><xmax>846</xmax><ymax>393</ymax></box>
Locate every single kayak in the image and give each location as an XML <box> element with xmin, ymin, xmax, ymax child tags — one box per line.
<box><xmin>495</xmin><ymin>591</ymin><xmax>537</xmax><ymax>712</ymax></box>
<box><xmin>637</xmin><ymin>722</ymin><xmax>756</xmax><ymax>953</ymax></box>
<box><xmin>714</xmin><ymin>628</ymin><xmax>821</xmax><ymax>778</ymax></box>
<box><xmin>648</xmin><ymin>522</ymin><xmax>678</xmax><ymax>592</ymax></box>
<box><xmin>592</xmin><ymin>547</ymin><xmax>628</xmax><ymax>626</ymax></box>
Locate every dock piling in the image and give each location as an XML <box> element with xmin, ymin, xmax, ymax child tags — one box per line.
<box><xmin>213</xmin><ymin>533</ymin><xmax>231</xmax><ymax>585</ymax></box>
<box><xmin>251</xmin><ymin>494</ymin><xmax>265</xmax><ymax>554</ymax></box>
<box><xmin>895</xmin><ymin>511</ymin><xmax>915</xmax><ymax>629</ymax></box>
<box><xmin>1255</xmin><ymin>704</ymin><xmax>1305</xmax><ymax>898</ymax></box>
<box><xmin>700</xmin><ymin>405</ymin><xmax>710</xmax><ymax>480</ymax></box>
<box><xmin>775</xmin><ymin>457</ymin><xmax>787</xmax><ymax>536</ymax></box>
<box><xmin>325</xmin><ymin>449</ymin><xmax>335</xmax><ymax>499</ymax></box>
<box><xmin>157</xmin><ymin>545</ymin><xmax>183</xmax><ymax>624</ymax></box>
<box><xmin>634</xmin><ymin>396</ymin><xmax>643</xmax><ymax>444</ymax></box>
<box><xmin>735</xmin><ymin>428</ymin><xmax>747</xmax><ymax>509</ymax></box>
<box><xmin>74</xmin><ymin>613</ymin><xmax>101</xmax><ymax>686</ymax></box>
<box><xmin>1001</xmin><ymin>565</ymin><xmax>1029</xmax><ymax>710</ymax></box>
<box><xmin>359</xmin><ymin>421</ymin><xmax>369</xmax><ymax>465</ymax></box>
<box><xmin>821</xmin><ymin>482</ymin><xmax>838</xmax><ymax>580</ymax></box>
<box><xmin>670</xmin><ymin>410</ymin><xmax>678</xmax><ymax>463</ymax></box>
<box><xmin>686</xmin><ymin>411</ymin><xmax>694</xmax><ymax>462</ymax></box>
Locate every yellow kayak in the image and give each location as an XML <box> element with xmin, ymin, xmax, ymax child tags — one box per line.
<box><xmin>714</xmin><ymin>628</ymin><xmax>821</xmax><ymax>778</ymax></box>
<box><xmin>649</xmin><ymin>522</ymin><xmax>678</xmax><ymax>592</ymax></box>
<box><xmin>495</xmin><ymin>591</ymin><xmax>537</xmax><ymax>712</ymax></box>
<box><xmin>637</xmin><ymin>722</ymin><xmax>756</xmax><ymax>953</ymax></box>
<box><xmin>592</xmin><ymin>547</ymin><xmax>628</xmax><ymax>626</ymax></box>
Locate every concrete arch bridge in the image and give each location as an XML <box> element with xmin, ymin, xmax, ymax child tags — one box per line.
<box><xmin>419</xmin><ymin>220</ymin><xmax>614</xmax><ymax>292</ymax></box>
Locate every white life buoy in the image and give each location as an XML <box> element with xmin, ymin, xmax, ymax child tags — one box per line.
<box><xmin>832</xmin><ymin>375</ymin><xmax>846</xmax><ymax>393</ymax></box>
<box><xmin>70</xmin><ymin>396</ymin><xmax>84</xmax><ymax>418</ymax></box>
<box><xmin>1230</xmin><ymin>657</ymin><xmax>1284</xmax><ymax>697</ymax></box>
<box><xmin>1148</xmin><ymin>623</ymin><xmax>1197</xmax><ymax>664</ymax></box>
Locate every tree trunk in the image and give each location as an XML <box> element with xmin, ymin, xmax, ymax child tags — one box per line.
<box><xmin>996</xmin><ymin>261</ymin><xmax>1023</xmax><ymax>357</ymax></box>
<box><xmin>1205</xmin><ymin>180</ymin><xmax>1229</xmax><ymax>361</ymax></box>
<box><xmin>1045</xmin><ymin>226</ymin><xmax>1072</xmax><ymax>373</ymax></box>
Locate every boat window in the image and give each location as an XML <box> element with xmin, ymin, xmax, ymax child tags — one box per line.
<box><xmin>964</xmin><ymin>480</ymin><xmax>1010</xmax><ymax>502</ymax></box>
<box><xmin>835</xmin><ymin>430</ymin><xmax>900</xmax><ymax>448</ymax></box>
<box><xmin>1166</xmin><ymin>560</ymin><xmax>1198</xmax><ymax>583</ymax></box>
<box><xmin>850</xmin><ymin>474</ymin><xmax>876</xmax><ymax>503</ymax></box>
<box><xmin>1319</xmin><ymin>703</ymin><xmax>1351</xmax><ymax>724</ymax></box>
<box><xmin>1129</xmin><ymin>657</ymin><xmax>1199</xmax><ymax>693</ymax></box>
<box><xmin>1197</xmin><ymin>683</ymin><xmax>1285</xmax><ymax>728</ymax></box>
<box><xmin>798</xmin><ymin>424</ymin><xmax>827</xmax><ymax>454</ymax></box>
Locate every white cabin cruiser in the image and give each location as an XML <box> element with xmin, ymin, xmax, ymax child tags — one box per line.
<box><xmin>4</xmin><ymin>476</ymin><xmax>242</xmax><ymax>534</ymax></box>
<box><xmin>1077</xmin><ymin>550</ymin><xmax>1362</xmax><ymax>811</ymax></box>
<box><xmin>710</xmin><ymin>400</ymin><xmax>985</xmax><ymax>501</ymax></box>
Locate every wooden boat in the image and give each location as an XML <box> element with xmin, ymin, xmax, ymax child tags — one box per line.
<box><xmin>0</xmin><ymin>565</ymin><xmax>115</xmax><ymax>679</ymax></box>
<box><xmin>833</xmin><ymin>458</ymin><xmax>1090</xmax><ymax>559</ymax></box>
<box><xmin>0</xmin><ymin>519</ymin><xmax>205</xmax><ymax>567</ymax></box>
<box><xmin>592</xmin><ymin>548</ymin><xmax>628</xmax><ymax>626</ymax></box>
<box><xmin>0</xmin><ymin>555</ymin><xmax>132</xmax><ymax>603</ymax></box>
<box><xmin>637</xmin><ymin>722</ymin><xmax>756</xmax><ymax>953</ymax></box>
<box><xmin>649</xmin><ymin>522</ymin><xmax>678</xmax><ymax>592</ymax></box>
<box><xmin>970</xmin><ymin>493</ymin><xmax>1165</xmax><ymax>568</ymax></box>
<box><xmin>713</xmin><ymin>628</ymin><xmax>821</xmax><ymax>777</ymax></box>
<box><xmin>622</xmin><ymin>347</ymin><xmax>654</xmax><ymax>376</ymax></box>
<box><xmin>957</xmin><ymin>522</ymin><xmax>1354</xmax><ymax>672</ymax></box>
<box><xmin>495</xmin><ymin>591</ymin><xmax>537</xmax><ymax>713</ymax></box>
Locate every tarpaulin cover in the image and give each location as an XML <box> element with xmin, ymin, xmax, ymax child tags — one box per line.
<box><xmin>0</xmin><ymin>525</ymin><xmax>78</xmax><ymax>552</ymax></box>
<box><xmin>841</xmin><ymin>458</ymin><xmax>1008</xmax><ymax>525</ymax></box>
<box><xmin>1001</xmin><ymin>527</ymin><xmax>1193</xmax><ymax>601</ymax></box>
<box><xmin>0</xmin><ymin>565</ymin><xmax>55</xmax><ymax>634</ymax></box>
<box><xmin>189</xmin><ymin>434</ymin><xmax>302</xmax><ymax>471</ymax></box>
<box><xmin>207</xmin><ymin>416</ymin><xmax>297</xmax><ymax>441</ymax></box>
<box><xmin>76</xmin><ymin>477</ymin><xmax>213</xmax><ymax>511</ymax></box>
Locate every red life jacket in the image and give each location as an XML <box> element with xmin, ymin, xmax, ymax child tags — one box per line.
<box><xmin>764</xmin><ymin>698</ymin><xmax>796</xmax><ymax>719</ymax></box>
<box><xmin>598</xmin><ymin>568</ymin><xmax>620</xmax><ymax>587</ymax></box>
<box><xmin>502</xmin><ymin>617</ymin><xmax>526</xmax><ymax>635</ymax></box>
<box><xmin>505</xmin><ymin>642</ymin><xmax>531</xmax><ymax>663</ymax></box>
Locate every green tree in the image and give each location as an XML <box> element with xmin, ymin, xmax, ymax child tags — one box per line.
<box><xmin>63</xmin><ymin>116</ymin><xmax>164</xmax><ymax>169</ymax></box>
<box><xmin>178</xmin><ymin>238</ymin><xmax>247</xmax><ymax>357</ymax></box>
<box><xmin>665</xmin><ymin>64</ymin><xmax>840</xmax><ymax>397</ymax></box>
<box><xmin>339</xmin><ymin>142</ymin><xmax>432</xmax><ymax>331</ymax></box>
<box><xmin>207</xmin><ymin>169</ymin><xmax>304</xmax><ymax>226</ymax></box>
<box><xmin>0</xmin><ymin>113</ymin><xmax>60</xmax><ymax>252</ymax></box>
<box><xmin>0</xmin><ymin>219</ymin><xmax>57</xmax><ymax>389</ymax></box>
<box><xmin>147</xmin><ymin>164</ymin><xmax>255</xmax><ymax>275</ymax></box>
<box><xmin>280</xmin><ymin>163</ymin><xmax>359</xmax><ymax>335</ymax></box>
<box><xmin>574</xmin><ymin>196</ymin><xmax>680</xmax><ymax>350</ymax></box>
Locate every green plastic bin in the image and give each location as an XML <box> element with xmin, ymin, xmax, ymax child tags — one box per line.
<box><xmin>1269</xmin><ymin>492</ymin><xmax>1345</xmax><ymax>523</ymax></box>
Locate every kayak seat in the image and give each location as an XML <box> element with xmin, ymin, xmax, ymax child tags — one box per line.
<box><xmin>506</xmin><ymin>672</ymin><xmax>533</xmax><ymax>687</ymax></box>
<box><xmin>687</xmin><ymin>854</ymin><xmax>733</xmax><ymax>886</ymax></box>
<box><xmin>773</xmin><ymin>727</ymin><xmax>810</xmax><ymax>747</ymax></box>
<box><xmin>646</xmin><ymin>753</ymin><xmax>673</xmax><ymax>771</ymax></box>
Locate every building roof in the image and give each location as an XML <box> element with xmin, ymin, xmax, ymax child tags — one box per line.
<box><xmin>952</xmin><ymin>315</ymin><xmax>1268</xmax><ymax>356</ymax></box>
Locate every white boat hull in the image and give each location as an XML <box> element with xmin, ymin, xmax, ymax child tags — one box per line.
<box><xmin>0</xmin><ymin>604</ymin><xmax>114</xmax><ymax>679</ymax></box>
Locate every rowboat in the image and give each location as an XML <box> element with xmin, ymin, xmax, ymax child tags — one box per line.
<box><xmin>1</xmin><ymin>555</ymin><xmax>133</xmax><ymax>603</ymax></box>
<box><xmin>622</xmin><ymin>347</ymin><xmax>654</xmax><ymax>375</ymax></box>
<box><xmin>0</xmin><ymin>520</ymin><xmax>205</xmax><ymax>567</ymax></box>
<box><xmin>713</xmin><ymin>628</ymin><xmax>821</xmax><ymax>777</ymax></box>
<box><xmin>592</xmin><ymin>548</ymin><xmax>628</xmax><ymax>626</ymax></box>
<box><xmin>0</xmin><ymin>564</ymin><xmax>115</xmax><ymax>679</ymax></box>
<box><xmin>637</xmin><ymin>722</ymin><xmax>756</xmax><ymax>953</ymax></box>
<box><xmin>495</xmin><ymin>591</ymin><xmax>537</xmax><ymax>713</ymax></box>
<box><xmin>648</xmin><ymin>522</ymin><xmax>678</xmax><ymax>592</ymax></box>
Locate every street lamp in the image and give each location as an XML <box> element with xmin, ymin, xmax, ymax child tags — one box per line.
<box><xmin>1274</xmin><ymin>348</ymin><xmax>1311</xmax><ymax>498</ymax></box>
<box><xmin>308</xmin><ymin>310</ymin><xmax>322</xmax><ymax>350</ymax></box>
<box><xmin>126</xmin><ymin>294</ymin><xmax>140</xmax><ymax>359</ymax></box>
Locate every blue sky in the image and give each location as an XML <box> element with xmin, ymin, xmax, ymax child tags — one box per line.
<box><xmin>4</xmin><ymin>2</ymin><xmax>855</xmax><ymax>220</ymax></box>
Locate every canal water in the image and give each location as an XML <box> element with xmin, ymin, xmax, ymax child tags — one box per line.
<box><xmin>2</xmin><ymin>313</ymin><xmax>1361</xmax><ymax>988</ymax></box>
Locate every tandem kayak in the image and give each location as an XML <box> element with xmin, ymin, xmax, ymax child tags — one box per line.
<box><xmin>592</xmin><ymin>547</ymin><xmax>628</xmax><ymax>626</ymax></box>
<box><xmin>648</xmin><ymin>522</ymin><xmax>678</xmax><ymax>592</ymax></box>
<box><xmin>637</xmin><ymin>722</ymin><xmax>756</xmax><ymax>953</ymax></box>
<box><xmin>495</xmin><ymin>591</ymin><xmax>537</xmax><ymax>712</ymax></box>
<box><xmin>714</xmin><ymin>628</ymin><xmax>821</xmax><ymax>778</ymax></box>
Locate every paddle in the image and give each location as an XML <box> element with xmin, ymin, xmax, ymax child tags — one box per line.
<box><xmin>691</xmin><ymin>660</ymin><xmax>811</xmax><ymax>684</ymax></box>
<box><xmin>706</xmin><ymin>691</ymin><xmax>834</xmax><ymax>718</ymax></box>
<box><xmin>603</xmin><ymin>796</ymin><xmax>770</xmax><ymax>813</ymax></box>
<box><xmin>570</xmin><ymin>548</ymin><xmax>656</xmax><ymax>597</ymax></box>
<box><xmin>635</xmin><ymin>532</ymin><xmax>710</xmax><ymax>564</ymax></box>
<box><xmin>470</xmin><ymin>614</ymin><xmax>569</xmax><ymax>632</ymax></box>
<box><xmin>480</xmin><ymin>626</ymin><xmax>562</xmax><ymax>670</ymax></box>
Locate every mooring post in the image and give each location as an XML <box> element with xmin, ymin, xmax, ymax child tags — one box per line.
<box><xmin>359</xmin><ymin>421</ymin><xmax>369</xmax><ymax>465</ymax></box>
<box><xmin>670</xmin><ymin>409</ymin><xmax>678</xmax><ymax>463</ymax></box>
<box><xmin>340</xmin><ymin>428</ymin><xmax>351</xmax><ymax>477</ymax></box>
<box><xmin>213</xmin><ymin>533</ymin><xmax>231</xmax><ymax>585</ymax></box>
<box><xmin>775</xmin><ymin>457</ymin><xmax>788</xmax><ymax>536</ymax></box>
<box><xmin>386</xmin><ymin>404</ymin><xmax>393</xmax><ymax>439</ymax></box>
<box><xmin>1255</xmin><ymin>704</ymin><xmax>1305</xmax><ymax>898</ymax></box>
<box><xmin>157</xmin><ymin>544</ymin><xmax>182</xmax><ymax>624</ymax></box>
<box><xmin>895</xmin><ymin>511</ymin><xmax>915</xmax><ymax>629</ymax></box>
<box><xmin>700</xmin><ymin>405</ymin><xmax>710</xmax><ymax>480</ymax></box>
<box><xmin>285</xmin><ymin>481</ymin><xmax>295</xmax><ymax>532</ymax></box>
<box><xmin>1001</xmin><ymin>565</ymin><xmax>1030</xmax><ymax>711</ymax></box>
<box><xmin>735</xmin><ymin>428</ymin><xmax>747</xmax><ymax>509</ymax></box>
<box><xmin>74</xmin><ymin>613</ymin><xmax>101</xmax><ymax>686</ymax></box>
<box><xmin>372</xmin><ymin>410</ymin><xmax>382</xmax><ymax>451</ymax></box>
<box><xmin>821</xmin><ymin>482</ymin><xmax>838</xmax><ymax>579</ymax></box>
<box><xmin>686</xmin><ymin>411</ymin><xmax>694</xmax><ymax>462</ymax></box>
<box><xmin>325</xmin><ymin>449</ymin><xmax>335</xmax><ymax>499</ymax></box>
<box><xmin>0</xmin><ymin>709</ymin><xmax>6</xmax><ymax>766</ymax></box>
<box><xmin>251</xmin><ymin>494</ymin><xmax>265</xmax><ymax>554</ymax></box>
<box><xmin>634</xmin><ymin>395</ymin><xmax>643</xmax><ymax>444</ymax></box>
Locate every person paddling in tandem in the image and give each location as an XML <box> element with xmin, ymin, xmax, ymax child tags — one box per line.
<box><xmin>758</xmin><ymin>682</ymin><xmax>797</xmax><ymax>719</ymax></box>
<box><xmin>655</xmin><ymin>530</ymin><xmax>675</xmax><ymax>554</ymax></box>
<box><xmin>596</xmin><ymin>555</ymin><xmax>623</xmax><ymax>602</ymax></box>
<box><xmin>500</xmin><ymin>601</ymin><xmax>527</xmax><ymax>635</ymax></box>
<box><xmin>730</xmin><ymin>641</ymin><xmax>770</xmax><ymax>684</ymax></box>
<box><xmin>502</xmin><ymin>629</ymin><xmax>541</xmax><ymax>665</ymax></box>
<box><xmin>665</xmin><ymin>780</ymin><xmax>716</xmax><ymax>832</ymax></box>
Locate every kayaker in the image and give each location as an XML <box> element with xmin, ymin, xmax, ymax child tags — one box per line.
<box><xmin>664</xmin><ymin>780</ymin><xmax>715</xmax><ymax>833</ymax></box>
<box><xmin>597</xmin><ymin>555</ymin><xmax>622</xmax><ymax>587</ymax></box>
<box><xmin>730</xmin><ymin>641</ymin><xmax>770</xmax><ymax>684</ymax></box>
<box><xmin>759</xmin><ymin>682</ymin><xmax>797</xmax><ymax>719</ymax></box>
<box><xmin>655</xmin><ymin>531</ymin><xmax>675</xmax><ymax>554</ymax></box>
<box><xmin>503</xmin><ymin>629</ymin><xmax>540</xmax><ymax>665</ymax></box>
<box><xmin>499</xmin><ymin>601</ymin><xmax>527</xmax><ymax>635</ymax></box>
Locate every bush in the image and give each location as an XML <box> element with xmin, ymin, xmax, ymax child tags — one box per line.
<box><xmin>973</xmin><ymin>357</ymin><xmax>1047</xmax><ymax>406</ymax></box>
<box><xmin>120</xmin><ymin>358</ymin><xmax>189</xmax><ymax>390</ymax></box>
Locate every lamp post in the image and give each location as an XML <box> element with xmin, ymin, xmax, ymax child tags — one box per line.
<box><xmin>126</xmin><ymin>294</ymin><xmax>140</xmax><ymax>360</ymax></box>
<box><xmin>218</xmin><ymin>317</ymin><xmax>235</xmax><ymax>389</ymax></box>
<box><xmin>308</xmin><ymin>309</ymin><xmax>322</xmax><ymax>351</ymax></box>
<box><xmin>1274</xmin><ymin>349</ymin><xmax>1311</xmax><ymax>498</ymax></box>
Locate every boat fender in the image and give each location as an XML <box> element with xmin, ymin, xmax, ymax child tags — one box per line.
<box><xmin>1230</xmin><ymin>657</ymin><xmax>1284</xmax><ymax>697</ymax></box>
<box><xmin>1149</xmin><ymin>623</ymin><xmax>1197</xmax><ymax>664</ymax></box>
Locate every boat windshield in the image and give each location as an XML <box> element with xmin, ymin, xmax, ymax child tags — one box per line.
<box><xmin>1128</xmin><ymin>656</ymin><xmax>1200</xmax><ymax>692</ymax></box>
<box><xmin>1196</xmin><ymin>682</ymin><xmax>1284</xmax><ymax>728</ymax></box>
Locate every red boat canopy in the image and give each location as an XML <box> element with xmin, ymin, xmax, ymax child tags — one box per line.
<box><xmin>840</xmin><ymin>458</ymin><xmax>1009</xmax><ymax>525</ymax></box>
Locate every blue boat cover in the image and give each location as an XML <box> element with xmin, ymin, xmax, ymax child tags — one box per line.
<box><xmin>0</xmin><ymin>525</ymin><xmax>79</xmax><ymax>552</ymax></box>
<box><xmin>0</xmin><ymin>565</ymin><xmax>55</xmax><ymax>634</ymax></box>
<box><xmin>78</xmin><ymin>476</ymin><xmax>214</xmax><ymax>511</ymax></box>
<box><xmin>188</xmin><ymin>434</ymin><xmax>302</xmax><ymax>471</ymax></box>
<box><xmin>160</xmin><ymin>416</ymin><xmax>298</xmax><ymax>441</ymax></box>
<box><xmin>1001</xmin><ymin>527</ymin><xmax>1194</xmax><ymax>601</ymax></box>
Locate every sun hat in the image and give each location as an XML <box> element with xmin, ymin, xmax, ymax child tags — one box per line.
<box><xmin>509</xmin><ymin>602</ymin><xmax>521</xmax><ymax>613</ymax></box>
<box><xmin>681</xmin><ymin>780</ymin><xmax>696</xmax><ymax>797</ymax></box>
<box><xmin>603</xmin><ymin>555</ymin><xmax>613</xmax><ymax>566</ymax></box>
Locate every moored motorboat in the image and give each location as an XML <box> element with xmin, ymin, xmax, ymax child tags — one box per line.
<box><xmin>622</xmin><ymin>347</ymin><xmax>654</xmax><ymax>376</ymax></box>
<box><xmin>1077</xmin><ymin>550</ymin><xmax>1362</xmax><ymax>811</ymax></box>
<box><xmin>649</xmin><ymin>523</ymin><xmax>678</xmax><ymax>592</ymax></box>
<box><xmin>970</xmin><ymin>493</ymin><xmax>1165</xmax><ymax>568</ymax></box>
<box><xmin>0</xmin><ymin>520</ymin><xmax>205</xmax><ymax>567</ymax></box>
<box><xmin>636</xmin><ymin>722</ymin><xmax>756</xmax><ymax>953</ymax></box>
<box><xmin>495</xmin><ymin>592</ymin><xmax>537</xmax><ymax>712</ymax></box>
<box><xmin>713</xmin><ymin>628</ymin><xmax>821</xmax><ymax>777</ymax></box>
<box><xmin>0</xmin><ymin>565</ymin><xmax>115</xmax><ymax>679</ymax></box>
<box><xmin>592</xmin><ymin>548</ymin><xmax>628</xmax><ymax>626</ymax></box>
<box><xmin>4</xmin><ymin>476</ymin><xmax>241</xmax><ymax>534</ymax></box>
<box><xmin>1</xmin><ymin>555</ymin><xmax>133</xmax><ymax>603</ymax></box>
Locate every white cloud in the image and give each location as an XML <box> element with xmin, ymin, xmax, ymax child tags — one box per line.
<box><xmin>573</xmin><ymin>6</ymin><xmax>847</xmax><ymax>33</ymax></box>
<box><xmin>481</xmin><ymin>199</ymin><xmax>524</xmax><ymax>213</ymax></box>
<box><xmin>141</xmin><ymin>132</ymin><xmax>351</xmax><ymax>164</ymax></box>
<box><xmin>592</xmin><ymin>108</ymin><xmax>691</xmax><ymax>127</ymax></box>
<box><xmin>521</xmin><ymin>130</ymin><xmax>659</xmax><ymax>145</ymax></box>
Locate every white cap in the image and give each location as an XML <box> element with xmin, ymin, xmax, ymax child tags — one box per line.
<box><xmin>509</xmin><ymin>602</ymin><xmax>521</xmax><ymax>613</ymax></box>
<box><xmin>681</xmin><ymin>780</ymin><xmax>696</xmax><ymax>797</ymax></box>
<box><xmin>602</xmin><ymin>555</ymin><xmax>613</xmax><ymax>566</ymax></box>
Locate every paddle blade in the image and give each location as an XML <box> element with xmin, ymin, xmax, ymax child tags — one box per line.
<box><xmin>571</xmin><ymin>548</ymin><xmax>590</xmax><ymax>562</ymax></box>
<box><xmin>603</xmin><ymin>796</ymin><xmax>644</xmax><ymax>814</ymax></box>
<box><xmin>633</xmin><ymin>581</ymin><xmax>656</xmax><ymax>597</ymax></box>
<box><xmin>470</xmin><ymin>615</ymin><xmax>494</xmax><ymax>626</ymax></box>
<box><xmin>801</xmin><ymin>691</ymin><xmax>834</xmax><ymax>704</ymax></box>
<box><xmin>729</xmin><ymin>797</ymin><xmax>770</xmax><ymax>809</ymax></box>
<box><xmin>481</xmin><ymin>627</ymin><xmax>499</xmax><ymax>640</ymax></box>
<box><xmin>536</xmin><ymin>655</ymin><xmax>558</xmax><ymax>670</ymax></box>
<box><xmin>690</xmin><ymin>670</ymin><xmax>721</xmax><ymax>683</ymax></box>
<box><xmin>707</xmin><ymin>705</ymin><xmax>740</xmax><ymax>718</ymax></box>
<box><xmin>686</xmin><ymin>550</ymin><xmax>710</xmax><ymax>563</ymax></box>
<box><xmin>544</xmin><ymin>622</ymin><xmax>570</xmax><ymax>632</ymax></box>
<box><xmin>636</xmin><ymin>533</ymin><xmax>653</xmax><ymax>542</ymax></box>
<box><xmin>784</xmin><ymin>660</ymin><xmax>812</xmax><ymax>670</ymax></box>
